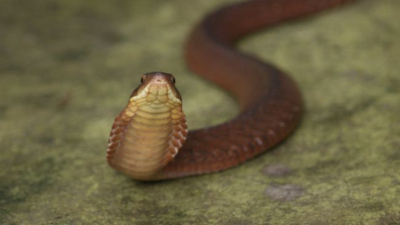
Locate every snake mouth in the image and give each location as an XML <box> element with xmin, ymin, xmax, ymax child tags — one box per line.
<box><xmin>147</xmin><ymin>80</ymin><xmax>169</xmax><ymax>94</ymax></box>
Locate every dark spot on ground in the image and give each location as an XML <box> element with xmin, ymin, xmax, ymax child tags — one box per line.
<box><xmin>376</xmin><ymin>213</ymin><xmax>400</xmax><ymax>225</ymax></box>
<box><xmin>361</xmin><ymin>201</ymin><xmax>385</xmax><ymax>212</ymax></box>
<box><xmin>222</xmin><ymin>218</ymin><xmax>255</xmax><ymax>225</ymax></box>
<box><xmin>56</xmin><ymin>49</ymin><xmax>88</xmax><ymax>61</ymax></box>
<box><xmin>120</xmin><ymin>196</ymin><xmax>133</xmax><ymax>205</ymax></box>
<box><xmin>387</xmin><ymin>147</ymin><xmax>400</xmax><ymax>162</ymax></box>
<box><xmin>0</xmin><ymin>105</ymin><xmax>7</xmax><ymax>118</ymax></box>
<box><xmin>264</xmin><ymin>184</ymin><xmax>304</xmax><ymax>201</ymax></box>
<box><xmin>315</xmin><ymin>97</ymin><xmax>377</xmax><ymax>125</ymax></box>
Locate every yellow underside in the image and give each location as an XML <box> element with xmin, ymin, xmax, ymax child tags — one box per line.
<box><xmin>109</xmin><ymin>83</ymin><xmax>187</xmax><ymax>180</ymax></box>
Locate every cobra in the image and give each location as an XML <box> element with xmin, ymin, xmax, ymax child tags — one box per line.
<box><xmin>106</xmin><ymin>0</ymin><xmax>352</xmax><ymax>181</ymax></box>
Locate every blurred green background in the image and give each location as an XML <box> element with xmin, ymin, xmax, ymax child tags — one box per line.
<box><xmin>1</xmin><ymin>0</ymin><xmax>399</xmax><ymax>224</ymax></box>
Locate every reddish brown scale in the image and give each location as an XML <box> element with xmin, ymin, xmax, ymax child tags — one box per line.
<box><xmin>150</xmin><ymin>0</ymin><xmax>353</xmax><ymax>180</ymax></box>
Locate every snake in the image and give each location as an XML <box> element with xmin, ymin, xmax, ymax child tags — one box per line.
<box><xmin>106</xmin><ymin>0</ymin><xmax>352</xmax><ymax>181</ymax></box>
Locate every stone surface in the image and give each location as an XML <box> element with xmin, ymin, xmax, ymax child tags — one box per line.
<box><xmin>1</xmin><ymin>0</ymin><xmax>399</xmax><ymax>224</ymax></box>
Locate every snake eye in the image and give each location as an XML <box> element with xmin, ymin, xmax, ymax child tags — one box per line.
<box><xmin>140</xmin><ymin>75</ymin><xmax>146</xmax><ymax>83</ymax></box>
<box><xmin>171</xmin><ymin>76</ymin><xmax>176</xmax><ymax>84</ymax></box>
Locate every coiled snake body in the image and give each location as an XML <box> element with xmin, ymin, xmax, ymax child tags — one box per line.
<box><xmin>107</xmin><ymin>0</ymin><xmax>351</xmax><ymax>180</ymax></box>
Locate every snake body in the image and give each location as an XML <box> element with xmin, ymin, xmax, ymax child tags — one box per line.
<box><xmin>107</xmin><ymin>0</ymin><xmax>351</xmax><ymax>180</ymax></box>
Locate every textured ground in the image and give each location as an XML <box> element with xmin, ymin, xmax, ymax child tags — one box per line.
<box><xmin>1</xmin><ymin>0</ymin><xmax>399</xmax><ymax>224</ymax></box>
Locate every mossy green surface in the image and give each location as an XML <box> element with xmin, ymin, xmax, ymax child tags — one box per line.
<box><xmin>1</xmin><ymin>0</ymin><xmax>399</xmax><ymax>224</ymax></box>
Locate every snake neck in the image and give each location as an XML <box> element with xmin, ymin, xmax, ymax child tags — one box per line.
<box><xmin>107</xmin><ymin>74</ymin><xmax>187</xmax><ymax>180</ymax></box>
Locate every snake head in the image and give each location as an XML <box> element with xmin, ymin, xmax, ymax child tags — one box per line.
<box><xmin>130</xmin><ymin>72</ymin><xmax>182</xmax><ymax>103</ymax></box>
